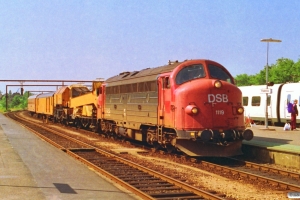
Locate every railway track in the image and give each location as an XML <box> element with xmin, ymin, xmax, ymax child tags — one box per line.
<box><xmin>127</xmin><ymin>150</ymin><xmax>300</xmax><ymax>195</ymax></box>
<box><xmin>7</xmin><ymin>111</ymin><xmax>228</xmax><ymax>200</ymax></box>
<box><xmin>198</xmin><ymin>157</ymin><xmax>300</xmax><ymax>192</ymax></box>
<box><xmin>8</xmin><ymin>111</ymin><xmax>300</xmax><ymax>199</ymax></box>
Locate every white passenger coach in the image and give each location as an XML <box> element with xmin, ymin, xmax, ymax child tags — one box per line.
<box><xmin>239</xmin><ymin>83</ymin><xmax>300</xmax><ymax>126</ymax></box>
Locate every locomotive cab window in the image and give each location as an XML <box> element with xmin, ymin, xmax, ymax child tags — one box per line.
<box><xmin>175</xmin><ymin>64</ymin><xmax>205</xmax><ymax>85</ymax></box>
<box><xmin>208</xmin><ymin>64</ymin><xmax>233</xmax><ymax>83</ymax></box>
<box><xmin>163</xmin><ymin>77</ymin><xmax>170</xmax><ymax>89</ymax></box>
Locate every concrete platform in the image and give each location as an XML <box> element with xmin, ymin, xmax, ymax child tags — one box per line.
<box><xmin>242</xmin><ymin>125</ymin><xmax>300</xmax><ymax>169</ymax></box>
<box><xmin>0</xmin><ymin>113</ymin><xmax>139</xmax><ymax>200</ymax></box>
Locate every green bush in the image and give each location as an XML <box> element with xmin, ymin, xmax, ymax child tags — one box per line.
<box><xmin>0</xmin><ymin>91</ymin><xmax>28</xmax><ymax>113</ymax></box>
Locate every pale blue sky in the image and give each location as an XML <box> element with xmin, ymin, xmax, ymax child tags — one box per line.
<box><xmin>1</xmin><ymin>0</ymin><xmax>299</xmax><ymax>92</ymax></box>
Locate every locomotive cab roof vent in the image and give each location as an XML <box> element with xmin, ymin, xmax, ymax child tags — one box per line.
<box><xmin>119</xmin><ymin>71</ymin><xmax>131</xmax><ymax>78</ymax></box>
<box><xmin>119</xmin><ymin>71</ymin><xmax>130</xmax><ymax>75</ymax></box>
<box><xmin>141</xmin><ymin>67</ymin><xmax>150</xmax><ymax>71</ymax></box>
<box><xmin>131</xmin><ymin>71</ymin><xmax>139</xmax><ymax>76</ymax></box>
<box><xmin>168</xmin><ymin>60</ymin><xmax>178</xmax><ymax>65</ymax></box>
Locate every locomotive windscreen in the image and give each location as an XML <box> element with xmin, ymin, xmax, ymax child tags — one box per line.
<box><xmin>208</xmin><ymin>64</ymin><xmax>233</xmax><ymax>83</ymax></box>
<box><xmin>175</xmin><ymin>64</ymin><xmax>206</xmax><ymax>85</ymax></box>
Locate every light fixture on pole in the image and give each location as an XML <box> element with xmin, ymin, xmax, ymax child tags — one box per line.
<box><xmin>260</xmin><ymin>38</ymin><xmax>281</xmax><ymax>129</ymax></box>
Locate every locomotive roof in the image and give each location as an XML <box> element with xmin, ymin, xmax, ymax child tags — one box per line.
<box><xmin>105</xmin><ymin>61</ymin><xmax>183</xmax><ymax>85</ymax></box>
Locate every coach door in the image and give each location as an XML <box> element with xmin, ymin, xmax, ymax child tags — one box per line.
<box><xmin>158</xmin><ymin>76</ymin><xmax>174</xmax><ymax>127</ymax></box>
<box><xmin>284</xmin><ymin>94</ymin><xmax>292</xmax><ymax>119</ymax></box>
<box><xmin>267</xmin><ymin>94</ymin><xmax>272</xmax><ymax>119</ymax></box>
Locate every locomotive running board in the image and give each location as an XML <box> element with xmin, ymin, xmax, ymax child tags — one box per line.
<box><xmin>175</xmin><ymin>140</ymin><xmax>243</xmax><ymax>157</ymax></box>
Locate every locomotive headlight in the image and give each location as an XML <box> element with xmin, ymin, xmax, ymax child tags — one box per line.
<box><xmin>214</xmin><ymin>80</ymin><xmax>222</xmax><ymax>88</ymax></box>
<box><xmin>237</xmin><ymin>107</ymin><xmax>244</xmax><ymax>114</ymax></box>
<box><xmin>185</xmin><ymin>105</ymin><xmax>199</xmax><ymax>115</ymax></box>
<box><xmin>191</xmin><ymin>107</ymin><xmax>198</xmax><ymax>114</ymax></box>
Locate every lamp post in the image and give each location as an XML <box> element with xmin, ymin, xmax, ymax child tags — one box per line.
<box><xmin>261</xmin><ymin>38</ymin><xmax>281</xmax><ymax>129</ymax></box>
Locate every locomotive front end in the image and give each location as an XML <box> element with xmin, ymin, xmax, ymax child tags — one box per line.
<box><xmin>171</xmin><ymin>60</ymin><xmax>253</xmax><ymax>156</ymax></box>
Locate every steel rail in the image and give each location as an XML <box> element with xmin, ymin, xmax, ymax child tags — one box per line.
<box><xmin>201</xmin><ymin>160</ymin><xmax>300</xmax><ymax>192</ymax></box>
<box><xmin>7</xmin><ymin>113</ymin><xmax>155</xmax><ymax>199</ymax></box>
<box><xmin>66</xmin><ymin>150</ymin><xmax>155</xmax><ymax>200</ymax></box>
<box><xmin>9</xmin><ymin>111</ymin><xmax>300</xmax><ymax>199</ymax></box>
<box><xmin>243</xmin><ymin>160</ymin><xmax>300</xmax><ymax>179</ymax></box>
<box><xmin>8</xmin><ymin>112</ymin><xmax>226</xmax><ymax>200</ymax></box>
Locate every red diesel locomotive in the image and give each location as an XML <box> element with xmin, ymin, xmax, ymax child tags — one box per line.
<box><xmin>96</xmin><ymin>59</ymin><xmax>253</xmax><ymax>156</ymax></box>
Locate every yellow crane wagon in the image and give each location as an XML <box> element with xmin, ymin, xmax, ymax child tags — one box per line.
<box><xmin>53</xmin><ymin>81</ymin><xmax>103</xmax><ymax>131</ymax></box>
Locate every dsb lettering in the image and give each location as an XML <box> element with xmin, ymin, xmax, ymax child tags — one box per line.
<box><xmin>208</xmin><ymin>94</ymin><xmax>228</xmax><ymax>103</ymax></box>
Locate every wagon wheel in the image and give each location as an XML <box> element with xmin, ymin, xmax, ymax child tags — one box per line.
<box><xmin>166</xmin><ymin>144</ymin><xmax>176</xmax><ymax>153</ymax></box>
<box><xmin>153</xmin><ymin>142</ymin><xmax>162</xmax><ymax>151</ymax></box>
<box><xmin>74</xmin><ymin>118</ymin><xmax>79</xmax><ymax>129</ymax></box>
<box><xmin>91</xmin><ymin>127</ymin><xmax>96</xmax><ymax>133</ymax></box>
<box><xmin>101</xmin><ymin>122</ymin><xmax>107</xmax><ymax>133</ymax></box>
<box><xmin>95</xmin><ymin>121</ymin><xmax>102</xmax><ymax>133</ymax></box>
<box><xmin>108</xmin><ymin>132</ymin><xmax>116</xmax><ymax>140</ymax></box>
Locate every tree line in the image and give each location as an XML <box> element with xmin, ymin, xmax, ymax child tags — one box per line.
<box><xmin>0</xmin><ymin>91</ymin><xmax>29</xmax><ymax>112</ymax></box>
<box><xmin>235</xmin><ymin>58</ymin><xmax>300</xmax><ymax>86</ymax></box>
<box><xmin>0</xmin><ymin>57</ymin><xmax>299</xmax><ymax>112</ymax></box>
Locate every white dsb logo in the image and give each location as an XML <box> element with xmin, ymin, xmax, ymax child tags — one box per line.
<box><xmin>208</xmin><ymin>94</ymin><xmax>228</xmax><ymax>103</ymax></box>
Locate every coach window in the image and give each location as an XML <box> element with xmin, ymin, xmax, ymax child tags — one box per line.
<box><xmin>242</xmin><ymin>97</ymin><xmax>248</xmax><ymax>106</ymax></box>
<box><xmin>251</xmin><ymin>96</ymin><xmax>260</xmax><ymax>106</ymax></box>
